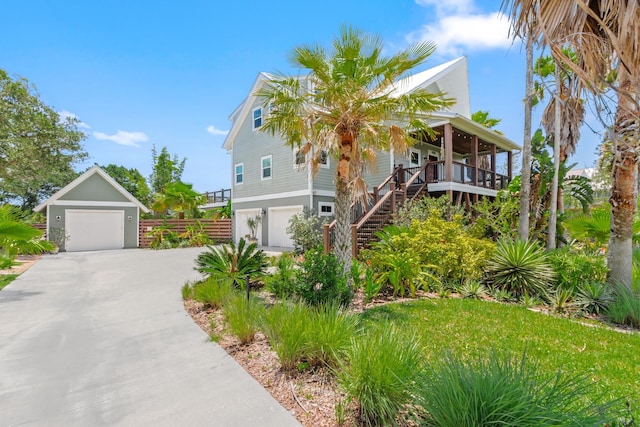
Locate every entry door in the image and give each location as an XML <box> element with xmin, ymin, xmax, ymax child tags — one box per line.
<box><xmin>65</xmin><ymin>210</ymin><xmax>125</xmax><ymax>252</ymax></box>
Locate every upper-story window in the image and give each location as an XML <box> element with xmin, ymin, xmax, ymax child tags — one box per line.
<box><xmin>235</xmin><ymin>163</ymin><xmax>244</xmax><ymax>184</ymax></box>
<box><xmin>261</xmin><ymin>155</ymin><xmax>272</xmax><ymax>180</ymax></box>
<box><xmin>294</xmin><ymin>149</ymin><xmax>306</xmax><ymax>167</ymax></box>
<box><xmin>319</xmin><ymin>150</ymin><xmax>329</xmax><ymax>168</ymax></box>
<box><xmin>252</xmin><ymin>107</ymin><xmax>263</xmax><ymax>130</ymax></box>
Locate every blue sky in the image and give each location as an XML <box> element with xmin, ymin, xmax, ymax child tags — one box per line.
<box><xmin>1</xmin><ymin>0</ymin><xmax>603</xmax><ymax>193</ymax></box>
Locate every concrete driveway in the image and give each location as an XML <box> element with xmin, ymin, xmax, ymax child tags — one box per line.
<box><xmin>0</xmin><ymin>248</ymin><xmax>300</xmax><ymax>426</ymax></box>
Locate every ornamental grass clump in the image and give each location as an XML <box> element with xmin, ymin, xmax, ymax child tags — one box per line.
<box><xmin>485</xmin><ymin>239</ymin><xmax>556</xmax><ymax>300</ymax></box>
<box><xmin>192</xmin><ymin>278</ymin><xmax>234</xmax><ymax>309</ymax></box>
<box><xmin>337</xmin><ymin>324</ymin><xmax>423</xmax><ymax>426</ymax></box>
<box><xmin>261</xmin><ymin>302</ymin><xmax>312</xmax><ymax>371</ymax></box>
<box><xmin>416</xmin><ymin>349</ymin><xmax>618</xmax><ymax>426</ymax></box>
<box><xmin>222</xmin><ymin>292</ymin><xmax>265</xmax><ymax>345</ymax></box>
<box><xmin>606</xmin><ymin>285</ymin><xmax>640</xmax><ymax>329</ymax></box>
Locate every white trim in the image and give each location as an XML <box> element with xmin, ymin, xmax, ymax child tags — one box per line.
<box><xmin>34</xmin><ymin>165</ymin><xmax>149</xmax><ymax>213</ymax></box>
<box><xmin>252</xmin><ymin>106</ymin><xmax>263</xmax><ymax>130</ymax></box>
<box><xmin>234</xmin><ymin>162</ymin><xmax>244</xmax><ymax>185</ymax></box>
<box><xmin>428</xmin><ymin>182</ymin><xmax>498</xmax><ymax>197</ymax></box>
<box><xmin>313</xmin><ymin>189</ymin><xmax>336</xmax><ymax>197</ymax></box>
<box><xmin>318</xmin><ymin>202</ymin><xmax>335</xmax><ymax>217</ymax></box>
<box><xmin>49</xmin><ymin>200</ymin><xmax>139</xmax><ymax>207</ymax></box>
<box><xmin>261</xmin><ymin>155</ymin><xmax>272</xmax><ymax>180</ymax></box>
<box><xmin>234</xmin><ymin>189</ymin><xmax>310</xmax><ymax>203</ymax></box>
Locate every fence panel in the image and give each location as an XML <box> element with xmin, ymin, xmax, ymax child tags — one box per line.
<box><xmin>139</xmin><ymin>218</ymin><xmax>232</xmax><ymax>247</ymax></box>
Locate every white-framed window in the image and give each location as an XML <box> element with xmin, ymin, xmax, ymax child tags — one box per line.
<box><xmin>409</xmin><ymin>148</ymin><xmax>421</xmax><ymax>167</ymax></box>
<box><xmin>234</xmin><ymin>163</ymin><xmax>244</xmax><ymax>185</ymax></box>
<box><xmin>294</xmin><ymin>149</ymin><xmax>306</xmax><ymax>168</ymax></box>
<box><xmin>318</xmin><ymin>202</ymin><xmax>335</xmax><ymax>217</ymax></box>
<box><xmin>261</xmin><ymin>155</ymin><xmax>272</xmax><ymax>180</ymax></box>
<box><xmin>318</xmin><ymin>150</ymin><xmax>329</xmax><ymax>168</ymax></box>
<box><xmin>252</xmin><ymin>107</ymin><xmax>263</xmax><ymax>130</ymax></box>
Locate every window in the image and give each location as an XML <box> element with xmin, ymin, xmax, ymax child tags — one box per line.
<box><xmin>261</xmin><ymin>155</ymin><xmax>272</xmax><ymax>180</ymax></box>
<box><xmin>252</xmin><ymin>107</ymin><xmax>262</xmax><ymax>130</ymax></box>
<box><xmin>235</xmin><ymin>163</ymin><xmax>244</xmax><ymax>184</ymax></box>
<box><xmin>409</xmin><ymin>149</ymin><xmax>421</xmax><ymax>167</ymax></box>
<box><xmin>319</xmin><ymin>150</ymin><xmax>329</xmax><ymax>168</ymax></box>
<box><xmin>294</xmin><ymin>149</ymin><xmax>306</xmax><ymax>167</ymax></box>
<box><xmin>318</xmin><ymin>202</ymin><xmax>335</xmax><ymax>217</ymax></box>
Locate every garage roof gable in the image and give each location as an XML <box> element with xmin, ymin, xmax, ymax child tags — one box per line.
<box><xmin>34</xmin><ymin>166</ymin><xmax>150</xmax><ymax>213</ymax></box>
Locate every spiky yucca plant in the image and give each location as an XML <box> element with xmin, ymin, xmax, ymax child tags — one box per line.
<box><xmin>195</xmin><ymin>238</ymin><xmax>267</xmax><ymax>287</ymax></box>
<box><xmin>485</xmin><ymin>239</ymin><xmax>556</xmax><ymax>300</ymax></box>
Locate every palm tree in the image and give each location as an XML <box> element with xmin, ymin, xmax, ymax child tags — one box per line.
<box><xmin>0</xmin><ymin>205</ymin><xmax>54</xmax><ymax>268</ymax></box>
<box><xmin>151</xmin><ymin>181</ymin><xmax>205</xmax><ymax>219</ymax></box>
<box><xmin>258</xmin><ymin>26</ymin><xmax>453</xmax><ymax>273</ymax></box>
<box><xmin>502</xmin><ymin>0</ymin><xmax>640</xmax><ymax>288</ymax></box>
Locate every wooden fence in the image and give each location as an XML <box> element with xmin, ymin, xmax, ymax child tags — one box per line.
<box><xmin>139</xmin><ymin>218</ymin><xmax>232</xmax><ymax>247</ymax></box>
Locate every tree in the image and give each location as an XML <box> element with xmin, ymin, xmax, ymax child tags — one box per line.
<box><xmin>101</xmin><ymin>164</ymin><xmax>151</xmax><ymax>207</ymax></box>
<box><xmin>502</xmin><ymin>0</ymin><xmax>640</xmax><ymax>287</ymax></box>
<box><xmin>151</xmin><ymin>181</ymin><xmax>205</xmax><ymax>218</ymax></box>
<box><xmin>258</xmin><ymin>26</ymin><xmax>453</xmax><ymax>273</ymax></box>
<box><xmin>0</xmin><ymin>69</ymin><xmax>87</xmax><ymax>210</ymax></box>
<box><xmin>149</xmin><ymin>145</ymin><xmax>186</xmax><ymax>194</ymax></box>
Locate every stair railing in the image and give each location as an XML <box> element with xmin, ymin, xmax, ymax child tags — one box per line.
<box><xmin>351</xmin><ymin>182</ymin><xmax>399</xmax><ymax>258</ymax></box>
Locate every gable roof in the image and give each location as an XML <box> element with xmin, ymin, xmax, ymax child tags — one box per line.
<box><xmin>222</xmin><ymin>57</ymin><xmax>470</xmax><ymax>151</ymax></box>
<box><xmin>34</xmin><ymin>165</ymin><xmax>150</xmax><ymax>213</ymax></box>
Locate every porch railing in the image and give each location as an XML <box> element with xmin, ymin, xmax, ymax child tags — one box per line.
<box><xmin>202</xmin><ymin>188</ymin><xmax>231</xmax><ymax>204</ymax></box>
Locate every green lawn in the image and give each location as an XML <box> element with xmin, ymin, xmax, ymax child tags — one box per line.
<box><xmin>361</xmin><ymin>298</ymin><xmax>640</xmax><ymax>405</ymax></box>
<box><xmin>0</xmin><ymin>274</ymin><xmax>17</xmax><ymax>291</ymax></box>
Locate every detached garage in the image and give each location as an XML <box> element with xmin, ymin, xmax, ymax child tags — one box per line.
<box><xmin>34</xmin><ymin>166</ymin><xmax>150</xmax><ymax>252</ymax></box>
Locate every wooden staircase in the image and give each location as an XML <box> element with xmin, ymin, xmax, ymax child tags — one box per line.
<box><xmin>324</xmin><ymin>163</ymin><xmax>431</xmax><ymax>257</ymax></box>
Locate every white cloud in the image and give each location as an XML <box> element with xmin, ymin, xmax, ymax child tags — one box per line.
<box><xmin>93</xmin><ymin>130</ymin><xmax>148</xmax><ymax>147</ymax></box>
<box><xmin>207</xmin><ymin>125</ymin><xmax>229</xmax><ymax>136</ymax></box>
<box><xmin>58</xmin><ymin>110</ymin><xmax>91</xmax><ymax>129</ymax></box>
<box><xmin>409</xmin><ymin>1</ymin><xmax>512</xmax><ymax>56</ymax></box>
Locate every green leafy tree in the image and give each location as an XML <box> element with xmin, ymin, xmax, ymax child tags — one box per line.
<box><xmin>258</xmin><ymin>26</ymin><xmax>453</xmax><ymax>274</ymax></box>
<box><xmin>101</xmin><ymin>164</ymin><xmax>151</xmax><ymax>206</ymax></box>
<box><xmin>149</xmin><ymin>145</ymin><xmax>186</xmax><ymax>194</ymax></box>
<box><xmin>0</xmin><ymin>69</ymin><xmax>87</xmax><ymax>210</ymax></box>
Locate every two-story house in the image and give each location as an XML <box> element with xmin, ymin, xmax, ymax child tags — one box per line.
<box><xmin>222</xmin><ymin>57</ymin><xmax>520</xmax><ymax>249</ymax></box>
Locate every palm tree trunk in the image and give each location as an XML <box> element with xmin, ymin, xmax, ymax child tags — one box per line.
<box><xmin>547</xmin><ymin>68</ymin><xmax>561</xmax><ymax>250</ymax></box>
<box><xmin>607</xmin><ymin>70</ymin><xmax>638</xmax><ymax>289</ymax></box>
<box><xmin>334</xmin><ymin>135</ymin><xmax>353</xmax><ymax>277</ymax></box>
<box><xmin>519</xmin><ymin>35</ymin><xmax>534</xmax><ymax>240</ymax></box>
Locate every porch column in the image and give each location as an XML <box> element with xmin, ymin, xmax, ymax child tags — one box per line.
<box><xmin>444</xmin><ymin>123</ymin><xmax>453</xmax><ymax>182</ymax></box>
<box><xmin>471</xmin><ymin>135</ymin><xmax>479</xmax><ymax>187</ymax></box>
<box><xmin>507</xmin><ymin>151</ymin><xmax>513</xmax><ymax>181</ymax></box>
<box><xmin>490</xmin><ymin>143</ymin><xmax>497</xmax><ymax>189</ymax></box>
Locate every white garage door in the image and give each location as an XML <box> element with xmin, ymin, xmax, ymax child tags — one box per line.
<box><xmin>268</xmin><ymin>206</ymin><xmax>303</xmax><ymax>248</ymax></box>
<box><xmin>65</xmin><ymin>210</ymin><xmax>125</xmax><ymax>252</ymax></box>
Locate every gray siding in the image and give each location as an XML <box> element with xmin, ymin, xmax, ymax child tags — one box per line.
<box><xmin>60</xmin><ymin>174</ymin><xmax>129</xmax><ymax>202</ymax></box>
<box><xmin>48</xmin><ymin>205</ymin><xmax>139</xmax><ymax>251</ymax></box>
<box><xmin>232</xmin><ymin>99</ymin><xmax>308</xmax><ymax>200</ymax></box>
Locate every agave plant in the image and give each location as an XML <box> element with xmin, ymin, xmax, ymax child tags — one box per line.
<box><xmin>485</xmin><ymin>239</ymin><xmax>556</xmax><ymax>300</ymax></box>
<box><xmin>195</xmin><ymin>238</ymin><xmax>267</xmax><ymax>287</ymax></box>
<box><xmin>574</xmin><ymin>282</ymin><xmax>613</xmax><ymax>316</ymax></box>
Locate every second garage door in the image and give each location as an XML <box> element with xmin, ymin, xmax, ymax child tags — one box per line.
<box><xmin>65</xmin><ymin>210</ymin><xmax>125</xmax><ymax>252</ymax></box>
<box><xmin>268</xmin><ymin>206</ymin><xmax>303</xmax><ymax>248</ymax></box>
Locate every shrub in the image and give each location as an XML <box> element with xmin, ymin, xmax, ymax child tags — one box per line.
<box><xmin>606</xmin><ymin>285</ymin><xmax>640</xmax><ymax>329</ymax></box>
<box><xmin>295</xmin><ymin>249</ymin><xmax>352</xmax><ymax>307</ymax></box>
<box><xmin>286</xmin><ymin>210</ymin><xmax>326</xmax><ymax>253</ymax></box>
<box><xmin>416</xmin><ymin>349</ymin><xmax>618</xmax><ymax>427</ymax></box>
<box><xmin>393</xmin><ymin>195</ymin><xmax>465</xmax><ymax>226</ymax></box>
<box><xmin>548</xmin><ymin>247</ymin><xmax>608</xmax><ymax>292</ymax></box>
<box><xmin>264</xmin><ymin>253</ymin><xmax>297</xmax><ymax>298</ymax></box>
<box><xmin>192</xmin><ymin>278</ymin><xmax>234</xmax><ymax>308</ymax></box>
<box><xmin>337</xmin><ymin>325</ymin><xmax>423</xmax><ymax>427</ymax></box>
<box><xmin>485</xmin><ymin>239</ymin><xmax>555</xmax><ymax>300</ymax></box>
<box><xmin>574</xmin><ymin>281</ymin><xmax>613</xmax><ymax>316</ymax></box>
<box><xmin>362</xmin><ymin>218</ymin><xmax>493</xmax><ymax>290</ymax></box>
<box><xmin>222</xmin><ymin>292</ymin><xmax>265</xmax><ymax>345</ymax></box>
<box><xmin>195</xmin><ymin>238</ymin><xmax>267</xmax><ymax>287</ymax></box>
